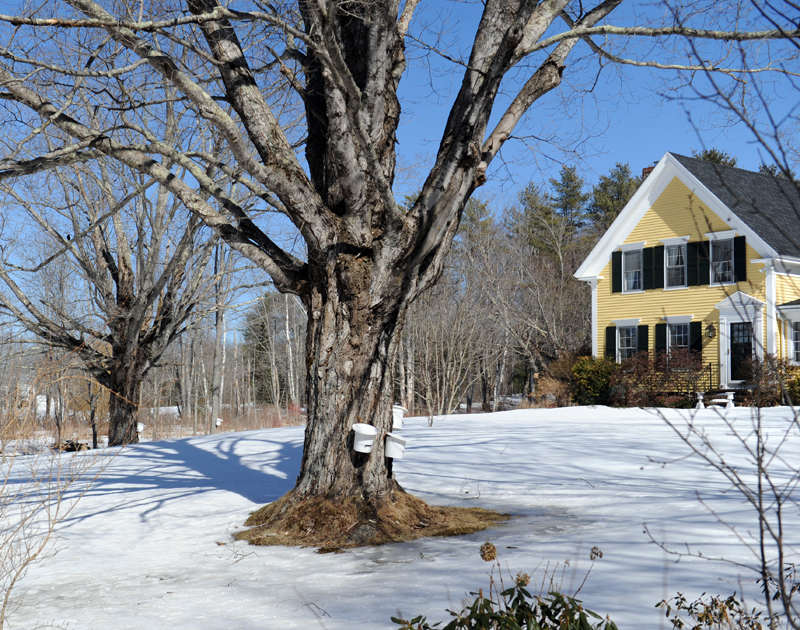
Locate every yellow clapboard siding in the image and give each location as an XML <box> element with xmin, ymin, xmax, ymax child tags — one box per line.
<box><xmin>775</xmin><ymin>274</ymin><xmax>800</xmax><ymax>361</ymax></box>
<box><xmin>776</xmin><ymin>274</ymin><xmax>800</xmax><ymax>306</ymax></box>
<box><xmin>596</xmin><ymin>177</ymin><xmax>767</xmax><ymax>374</ymax></box>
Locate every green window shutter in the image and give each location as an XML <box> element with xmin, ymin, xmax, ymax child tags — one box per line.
<box><xmin>643</xmin><ymin>248</ymin><xmax>654</xmax><ymax>290</ymax></box>
<box><xmin>655</xmin><ymin>323</ymin><xmax>667</xmax><ymax>354</ymax></box>
<box><xmin>653</xmin><ymin>246</ymin><xmax>665</xmax><ymax>289</ymax></box>
<box><xmin>605</xmin><ymin>326</ymin><xmax>617</xmax><ymax>359</ymax></box>
<box><xmin>690</xmin><ymin>321</ymin><xmax>703</xmax><ymax>353</ymax></box>
<box><xmin>734</xmin><ymin>236</ymin><xmax>747</xmax><ymax>282</ymax></box>
<box><xmin>637</xmin><ymin>325</ymin><xmax>649</xmax><ymax>354</ymax></box>
<box><xmin>698</xmin><ymin>241</ymin><xmax>710</xmax><ymax>285</ymax></box>
<box><xmin>687</xmin><ymin>242</ymin><xmax>698</xmax><ymax>286</ymax></box>
<box><xmin>611</xmin><ymin>251</ymin><xmax>622</xmax><ymax>293</ymax></box>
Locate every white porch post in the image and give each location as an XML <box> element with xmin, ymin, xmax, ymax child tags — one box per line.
<box><xmin>766</xmin><ymin>261</ymin><xmax>777</xmax><ymax>356</ymax></box>
<box><xmin>719</xmin><ymin>316</ymin><xmax>728</xmax><ymax>389</ymax></box>
<box><xmin>590</xmin><ymin>278</ymin><xmax>599</xmax><ymax>358</ymax></box>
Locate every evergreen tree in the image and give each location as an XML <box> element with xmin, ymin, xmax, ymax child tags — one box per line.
<box><xmin>588</xmin><ymin>162</ymin><xmax>641</xmax><ymax>230</ymax></box>
<box><xmin>758</xmin><ymin>162</ymin><xmax>795</xmax><ymax>179</ymax></box>
<box><xmin>691</xmin><ymin>148</ymin><xmax>738</xmax><ymax>167</ymax></box>
<box><xmin>549</xmin><ymin>165</ymin><xmax>589</xmax><ymax>228</ymax></box>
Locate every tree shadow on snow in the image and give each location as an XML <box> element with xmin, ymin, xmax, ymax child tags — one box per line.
<box><xmin>58</xmin><ymin>430</ymin><xmax>304</xmax><ymax>525</ymax></box>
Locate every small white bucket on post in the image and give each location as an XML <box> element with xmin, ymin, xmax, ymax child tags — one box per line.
<box><xmin>391</xmin><ymin>405</ymin><xmax>408</xmax><ymax>431</ymax></box>
<box><xmin>385</xmin><ymin>432</ymin><xmax>408</xmax><ymax>459</ymax></box>
<box><xmin>352</xmin><ymin>423</ymin><xmax>379</xmax><ymax>453</ymax></box>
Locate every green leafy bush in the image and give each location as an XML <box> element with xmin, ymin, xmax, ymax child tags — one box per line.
<box><xmin>393</xmin><ymin>582</ymin><xmax>618</xmax><ymax>630</ymax></box>
<box><xmin>571</xmin><ymin>356</ymin><xmax>617</xmax><ymax>405</ymax></box>
<box><xmin>393</xmin><ymin>543</ymin><xmax>618</xmax><ymax>630</ymax></box>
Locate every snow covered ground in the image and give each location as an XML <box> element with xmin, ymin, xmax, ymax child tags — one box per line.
<box><xmin>7</xmin><ymin>406</ymin><xmax>800</xmax><ymax>629</ymax></box>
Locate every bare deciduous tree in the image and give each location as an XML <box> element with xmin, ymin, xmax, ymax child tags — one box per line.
<box><xmin>0</xmin><ymin>162</ymin><xmax>218</xmax><ymax>445</ymax></box>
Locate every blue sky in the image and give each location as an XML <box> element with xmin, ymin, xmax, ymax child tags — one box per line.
<box><xmin>391</xmin><ymin>0</ymin><xmax>799</xmax><ymax>208</ymax></box>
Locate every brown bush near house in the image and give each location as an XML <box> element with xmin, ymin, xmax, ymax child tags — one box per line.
<box><xmin>609</xmin><ymin>350</ymin><xmax>704</xmax><ymax>408</ymax></box>
<box><xmin>739</xmin><ymin>355</ymin><xmax>800</xmax><ymax>407</ymax></box>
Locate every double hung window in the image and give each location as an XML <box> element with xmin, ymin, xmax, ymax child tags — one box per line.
<box><xmin>711</xmin><ymin>239</ymin><xmax>734</xmax><ymax>284</ymax></box>
<box><xmin>618</xmin><ymin>326</ymin><xmax>638</xmax><ymax>360</ymax></box>
<box><xmin>665</xmin><ymin>245</ymin><xmax>686</xmax><ymax>288</ymax></box>
<box><xmin>623</xmin><ymin>250</ymin><xmax>642</xmax><ymax>292</ymax></box>
<box><xmin>669</xmin><ymin>323</ymin><xmax>689</xmax><ymax>351</ymax></box>
<box><xmin>794</xmin><ymin>322</ymin><xmax>800</xmax><ymax>363</ymax></box>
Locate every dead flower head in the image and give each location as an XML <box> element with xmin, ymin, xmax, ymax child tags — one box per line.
<box><xmin>590</xmin><ymin>546</ymin><xmax>603</xmax><ymax>561</ymax></box>
<box><xmin>480</xmin><ymin>542</ymin><xmax>497</xmax><ymax>562</ymax></box>
<box><xmin>515</xmin><ymin>571</ymin><xmax>531</xmax><ymax>587</ymax></box>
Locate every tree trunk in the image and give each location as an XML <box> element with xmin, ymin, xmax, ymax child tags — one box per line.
<box><xmin>284</xmin><ymin>294</ymin><xmax>297</xmax><ymax>409</ymax></box>
<box><xmin>107</xmin><ymin>365</ymin><xmax>143</xmax><ymax>446</ymax></box>
<box><xmin>210</xmin><ymin>303</ymin><xmax>224</xmax><ymax>434</ymax></box>
<box><xmin>405</xmin><ymin>335</ymin><xmax>414</xmax><ymax>414</ymax></box>
<box><xmin>293</xmin><ymin>261</ymin><xmax>407</xmax><ymax>503</ymax></box>
<box><xmin>88</xmin><ymin>378</ymin><xmax>98</xmax><ymax>449</ymax></box>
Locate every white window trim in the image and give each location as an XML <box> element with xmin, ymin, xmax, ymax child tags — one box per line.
<box><xmin>663</xmin><ymin>315</ymin><xmax>693</xmax><ymax>324</ymax></box>
<box><xmin>704</xmin><ymin>230</ymin><xmax>738</xmax><ymax>241</ymax></box>
<box><xmin>664</xmin><ymin>242</ymin><xmax>688</xmax><ymax>289</ymax></box>
<box><xmin>619</xmin><ymin>241</ymin><xmax>646</xmax><ymax>252</ymax></box>
<box><xmin>792</xmin><ymin>320</ymin><xmax>800</xmax><ymax>365</ymax></box>
<box><xmin>660</xmin><ymin>235</ymin><xmax>691</xmax><ymax>246</ymax></box>
<box><xmin>613</xmin><ymin>318</ymin><xmax>641</xmax><ymax>327</ymax></box>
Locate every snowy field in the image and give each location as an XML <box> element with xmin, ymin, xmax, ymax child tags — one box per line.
<box><xmin>7</xmin><ymin>406</ymin><xmax>800</xmax><ymax>629</ymax></box>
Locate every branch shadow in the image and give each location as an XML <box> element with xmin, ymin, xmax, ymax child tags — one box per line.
<box><xmin>55</xmin><ymin>430</ymin><xmax>304</xmax><ymax>526</ymax></box>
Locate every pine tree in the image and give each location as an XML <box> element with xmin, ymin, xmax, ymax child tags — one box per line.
<box><xmin>691</xmin><ymin>148</ymin><xmax>738</xmax><ymax>167</ymax></box>
<box><xmin>588</xmin><ymin>162</ymin><xmax>641</xmax><ymax>230</ymax></box>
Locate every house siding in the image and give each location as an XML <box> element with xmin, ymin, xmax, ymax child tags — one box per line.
<box><xmin>596</xmin><ymin>178</ymin><xmax>767</xmax><ymax>375</ymax></box>
<box><xmin>776</xmin><ymin>274</ymin><xmax>800</xmax><ymax>361</ymax></box>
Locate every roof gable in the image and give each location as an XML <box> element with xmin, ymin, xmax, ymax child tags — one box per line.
<box><xmin>671</xmin><ymin>153</ymin><xmax>800</xmax><ymax>257</ymax></box>
<box><xmin>575</xmin><ymin>152</ymin><xmax>779</xmax><ymax>279</ymax></box>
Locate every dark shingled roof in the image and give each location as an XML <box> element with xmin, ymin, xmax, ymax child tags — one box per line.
<box><xmin>670</xmin><ymin>153</ymin><xmax>800</xmax><ymax>258</ymax></box>
<box><xmin>779</xmin><ymin>298</ymin><xmax>800</xmax><ymax>308</ymax></box>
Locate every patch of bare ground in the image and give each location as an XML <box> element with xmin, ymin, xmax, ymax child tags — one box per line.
<box><xmin>237</xmin><ymin>490</ymin><xmax>509</xmax><ymax>552</ymax></box>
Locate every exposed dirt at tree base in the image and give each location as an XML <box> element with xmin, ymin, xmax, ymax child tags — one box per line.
<box><xmin>237</xmin><ymin>490</ymin><xmax>509</xmax><ymax>550</ymax></box>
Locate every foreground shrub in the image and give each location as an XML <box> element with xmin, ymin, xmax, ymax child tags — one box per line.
<box><xmin>571</xmin><ymin>357</ymin><xmax>617</xmax><ymax>405</ymax></box>
<box><xmin>393</xmin><ymin>585</ymin><xmax>618</xmax><ymax>630</ymax></box>
<box><xmin>657</xmin><ymin>591</ymin><xmax>775</xmax><ymax>629</ymax></box>
<box><xmin>394</xmin><ymin>543</ymin><xmax>618</xmax><ymax>630</ymax></box>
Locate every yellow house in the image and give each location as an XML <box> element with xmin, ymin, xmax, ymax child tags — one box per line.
<box><xmin>574</xmin><ymin>152</ymin><xmax>800</xmax><ymax>389</ymax></box>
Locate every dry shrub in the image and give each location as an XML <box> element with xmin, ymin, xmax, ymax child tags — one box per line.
<box><xmin>739</xmin><ymin>354</ymin><xmax>800</xmax><ymax>407</ymax></box>
<box><xmin>136</xmin><ymin>404</ymin><xmax>306</xmax><ymax>440</ymax></box>
<box><xmin>609</xmin><ymin>350</ymin><xmax>702</xmax><ymax>408</ymax></box>
<box><xmin>536</xmin><ymin>377</ymin><xmax>572</xmax><ymax>407</ymax></box>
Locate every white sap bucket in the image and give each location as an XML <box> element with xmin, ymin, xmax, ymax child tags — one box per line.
<box><xmin>391</xmin><ymin>405</ymin><xmax>408</xmax><ymax>431</ymax></box>
<box><xmin>385</xmin><ymin>432</ymin><xmax>408</xmax><ymax>459</ymax></box>
<box><xmin>352</xmin><ymin>423</ymin><xmax>379</xmax><ymax>453</ymax></box>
